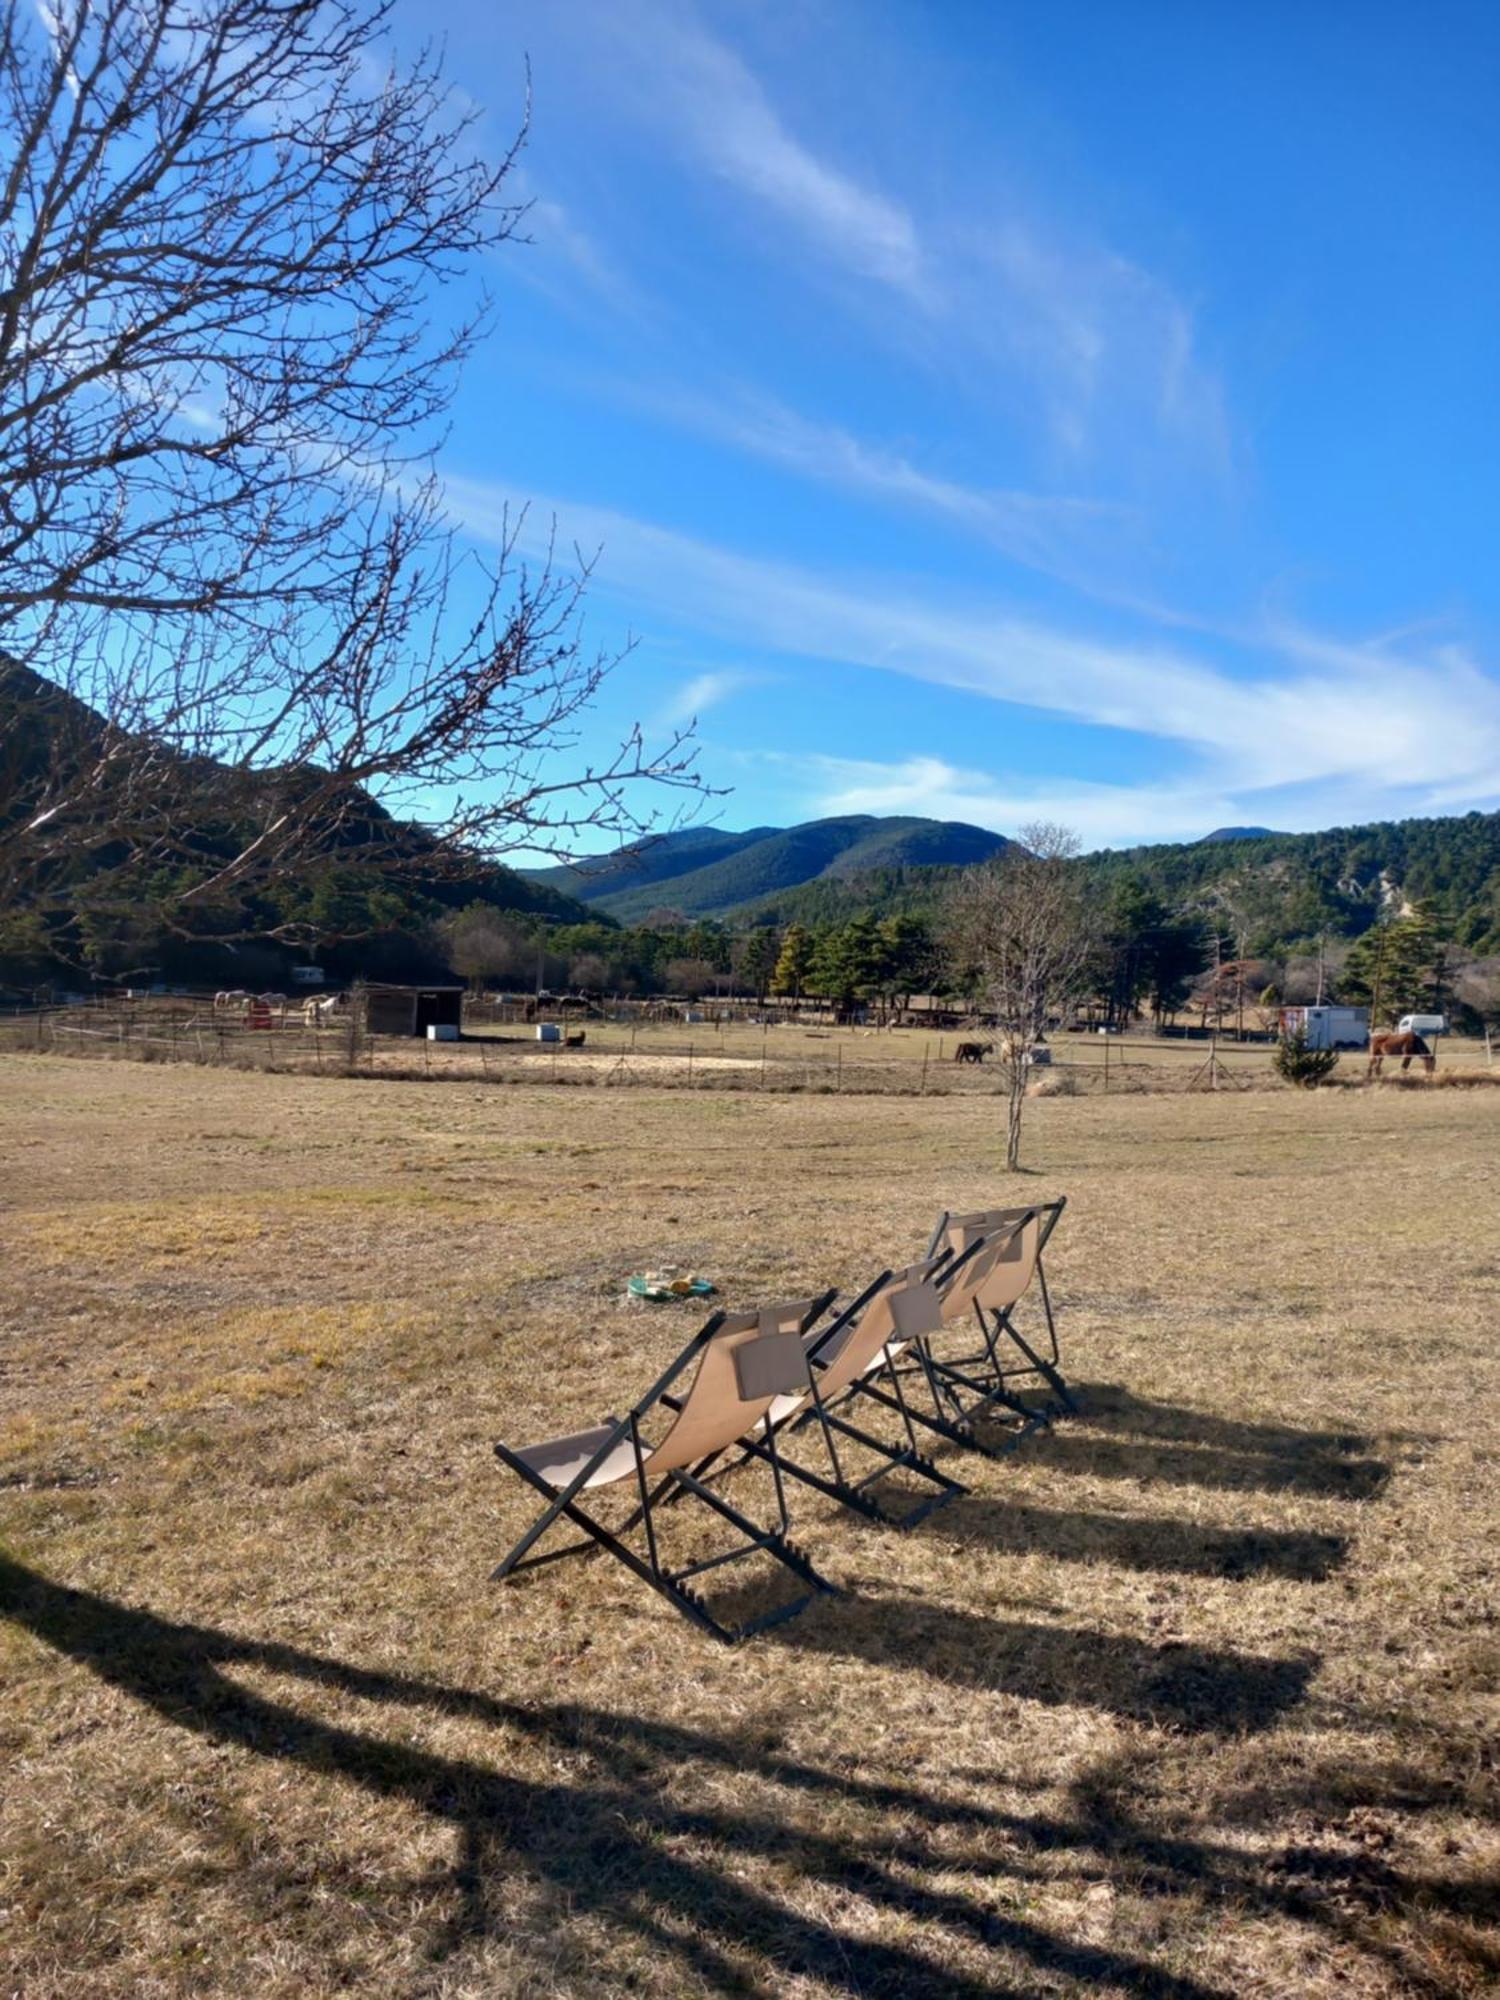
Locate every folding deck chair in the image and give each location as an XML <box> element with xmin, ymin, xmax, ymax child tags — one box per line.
<box><xmin>492</xmin><ymin>1297</ymin><xmax>839</xmax><ymax>1643</ymax></box>
<box><xmin>847</xmin><ymin>1226</ymin><xmax>1054</xmax><ymax>1457</ymax></box>
<box><xmin>688</xmin><ymin>1260</ymin><xmax>974</xmax><ymax>1530</ymax></box>
<box><xmin>924</xmin><ymin>1199</ymin><xmax>1074</xmax><ymax>1417</ymax></box>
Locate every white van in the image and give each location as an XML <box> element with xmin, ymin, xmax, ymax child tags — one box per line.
<box><xmin>1396</xmin><ymin>1013</ymin><xmax>1447</xmax><ymax>1037</ymax></box>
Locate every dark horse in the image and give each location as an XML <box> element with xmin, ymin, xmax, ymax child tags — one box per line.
<box><xmin>1367</xmin><ymin>1030</ymin><xmax>1434</xmax><ymax>1077</ymax></box>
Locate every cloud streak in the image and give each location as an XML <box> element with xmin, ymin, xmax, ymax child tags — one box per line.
<box><xmin>582</xmin><ymin>2</ymin><xmax>1226</xmax><ymax>471</ymax></box>
<box><xmin>632</xmin><ymin>386</ymin><xmax>1138</xmax><ymax>591</ymax></box>
<box><xmin>658</xmin><ymin>667</ymin><xmax>756</xmax><ymax>726</ymax></box>
<box><xmin>598</xmin><ymin>0</ymin><xmax>927</xmax><ymax>299</ymax></box>
<box><xmin>440</xmin><ymin>468</ymin><xmax>1500</xmax><ymax>828</ymax></box>
<box><xmin>769</xmin><ymin>751</ymin><xmax>1243</xmax><ymax>848</ymax></box>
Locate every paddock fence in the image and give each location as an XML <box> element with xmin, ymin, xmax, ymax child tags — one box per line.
<box><xmin>0</xmin><ymin>999</ymin><xmax>1301</xmax><ymax>1096</ymax></box>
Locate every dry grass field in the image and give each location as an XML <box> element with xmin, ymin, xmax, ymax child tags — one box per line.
<box><xmin>16</xmin><ymin>1001</ymin><xmax>1497</xmax><ymax>1099</ymax></box>
<box><xmin>2</xmin><ymin>1053</ymin><xmax>1497</xmax><ymax>1997</ymax></box>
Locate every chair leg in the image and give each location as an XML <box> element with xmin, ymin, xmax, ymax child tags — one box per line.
<box><xmin>739</xmin><ymin>1404</ymin><xmax>967</xmax><ymax>1531</ymax></box>
<box><xmin>493</xmin><ymin>1447</ymin><xmax>835</xmax><ymax>1643</ymax></box>
<box><xmin>925</xmin><ymin>1337</ymin><xmax>1055</xmax><ymax>1432</ymax></box>
<box><xmin>944</xmin><ymin>1307</ymin><xmax>1052</xmax><ymax>1428</ymax></box>
<box><xmin>891</xmin><ymin>1329</ymin><xmax>1051</xmax><ymax>1439</ymax></box>
<box><xmin>990</xmin><ymin>1304</ymin><xmax>1076</xmax><ymax>1415</ymax></box>
<box><xmin>847</xmin><ymin>1372</ymin><xmax>1042</xmax><ymax>1461</ymax></box>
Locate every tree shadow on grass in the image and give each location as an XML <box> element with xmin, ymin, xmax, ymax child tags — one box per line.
<box><xmin>932</xmin><ymin>1495</ymin><xmax>1349</xmax><ymax>1582</ymax></box>
<box><xmin>4</xmin><ymin>1555</ymin><xmax>1489</xmax><ymax>1996</ymax></box>
<box><xmin>0</xmin><ymin>1553</ymin><xmax>1230</xmax><ymax>1998</ymax></box>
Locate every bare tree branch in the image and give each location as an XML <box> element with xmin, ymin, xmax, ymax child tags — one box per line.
<box><xmin>0</xmin><ymin>0</ymin><xmax>706</xmax><ymax>962</ymax></box>
<box><xmin>942</xmin><ymin>823</ymin><xmax>1097</xmax><ymax>1170</ymax></box>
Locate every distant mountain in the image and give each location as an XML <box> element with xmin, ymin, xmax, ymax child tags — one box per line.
<box><xmin>527</xmin><ymin>815</ymin><xmax>1013</xmax><ymax>921</ymax></box>
<box><xmin>558</xmin><ymin>806</ymin><xmax>1500</xmax><ymax>959</ymax></box>
<box><xmin>524</xmin><ymin>824</ymin><xmax>778</xmax><ymax>905</ymax></box>
<box><xmin>0</xmin><ymin>659</ymin><xmax>598</xmax><ymax>983</ymax></box>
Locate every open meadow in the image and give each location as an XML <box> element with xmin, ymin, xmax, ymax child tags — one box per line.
<box><xmin>1</xmin><ymin>1053</ymin><xmax>1497</xmax><ymax>1997</ymax></box>
<box><xmin>17</xmin><ymin>1001</ymin><xmax>1497</xmax><ymax>1096</ymax></box>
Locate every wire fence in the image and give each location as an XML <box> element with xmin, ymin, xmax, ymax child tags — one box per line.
<box><xmin>0</xmin><ymin>1002</ymin><xmax>1290</xmax><ymax>1096</ymax></box>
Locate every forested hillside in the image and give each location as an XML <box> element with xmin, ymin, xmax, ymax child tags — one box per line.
<box><xmin>0</xmin><ymin>661</ymin><xmax>597</xmax><ymax>989</ymax></box>
<box><xmin>526</xmin><ymin>815</ymin><xmax>1011</xmax><ymax>920</ymax></box>
<box><xmin>8</xmin><ymin>659</ymin><xmax>1500</xmax><ymax>999</ymax></box>
<box><xmin>742</xmin><ymin>814</ymin><xmax>1500</xmax><ymax>956</ymax></box>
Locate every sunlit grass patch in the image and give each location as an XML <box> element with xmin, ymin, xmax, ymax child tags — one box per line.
<box><xmin>15</xmin><ymin>1200</ymin><xmax>274</xmax><ymax>1269</ymax></box>
<box><xmin>0</xmin><ymin>1056</ymin><xmax>1497</xmax><ymax>1997</ymax></box>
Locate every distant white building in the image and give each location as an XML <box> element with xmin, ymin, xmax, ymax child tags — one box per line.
<box><xmin>1279</xmin><ymin>1004</ymin><xmax>1369</xmax><ymax>1050</ymax></box>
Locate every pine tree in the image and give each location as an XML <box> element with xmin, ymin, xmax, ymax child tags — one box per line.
<box><xmin>770</xmin><ymin>924</ymin><xmax>814</xmax><ymax>999</ymax></box>
<box><xmin>1340</xmin><ymin>902</ymin><xmax>1446</xmax><ymax>1025</ymax></box>
<box><xmin>1273</xmin><ymin>1028</ymin><xmax>1339</xmax><ymax>1089</ymax></box>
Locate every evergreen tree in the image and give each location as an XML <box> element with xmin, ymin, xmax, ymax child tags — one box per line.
<box><xmin>770</xmin><ymin>923</ymin><xmax>815</xmax><ymax>998</ymax></box>
<box><xmin>1340</xmin><ymin>903</ymin><xmax>1446</xmax><ymax>1024</ymax></box>
<box><xmin>808</xmin><ymin>917</ymin><xmax>885</xmax><ymax>1011</ymax></box>
<box><xmin>1273</xmin><ymin>1029</ymin><xmax>1339</xmax><ymax>1088</ymax></box>
<box><xmin>737</xmin><ymin>928</ymin><xmax>780</xmax><ymax>1002</ymax></box>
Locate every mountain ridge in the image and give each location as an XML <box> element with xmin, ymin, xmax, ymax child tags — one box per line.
<box><xmin>524</xmin><ymin>814</ymin><xmax>1014</xmax><ymax>921</ymax></box>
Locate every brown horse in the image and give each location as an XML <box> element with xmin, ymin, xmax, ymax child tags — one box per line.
<box><xmin>1367</xmin><ymin>1030</ymin><xmax>1434</xmax><ymax>1077</ymax></box>
<box><xmin>954</xmin><ymin>1040</ymin><xmax>994</xmax><ymax>1064</ymax></box>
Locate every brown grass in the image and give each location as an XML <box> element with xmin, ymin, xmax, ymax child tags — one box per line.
<box><xmin>1</xmin><ymin>1055</ymin><xmax>1496</xmax><ymax>1997</ymax></box>
<box><xmin>14</xmin><ymin>1003</ymin><xmax>1495</xmax><ymax>1100</ymax></box>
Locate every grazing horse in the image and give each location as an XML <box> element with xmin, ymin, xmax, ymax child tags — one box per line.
<box><xmin>954</xmin><ymin>1040</ymin><xmax>994</xmax><ymax>1064</ymax></box>
<box><xmin>1367</xmin><ymin>1030</ymin><xmax>1434</xmax><ymax>1077</ymax></box>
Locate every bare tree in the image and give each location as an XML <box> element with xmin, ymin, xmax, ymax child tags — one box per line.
<box><xmin>440</xmin><ymin>908</ymin><xmax>531</xmax><ymax>990</ymax></box>
<box><xmin>1455</xmin><ymin>956</ymin><xmax>1500</xmax><ymax>1051</ymax></box>
<box><xmin>663</xmin><ymin>956</ymin><xmax>715</xmax><ymax>1001</ymax></box>
<box><xmin>565</xmin><ymin>950</ymin><xmax>607</xmax><ymax>994</ymax></box>
<box><xmin>943</xmin><ymin>823</ymin><xmax>1096</xmax><ymax>1170</ymax></box>
<box><xmin>0</xmin><ymin>0</ymin><xmax>700</xmax><ymax>957</ymax></box>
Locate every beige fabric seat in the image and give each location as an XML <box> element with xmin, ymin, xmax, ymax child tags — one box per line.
<box><xmin>718</xmin><ymin>1261</ymin><xmax>971</xmax><ymax>1530</ymax></box>
<box><xmin>919</xmin><ymin>1199</ymin><xmax>1074</xmax><ymax>1419</ymax></box>
<box><xmin>493</xmin><ymin>1298</ymin><xmax>839</xmax><ymax>1643</ymax></box>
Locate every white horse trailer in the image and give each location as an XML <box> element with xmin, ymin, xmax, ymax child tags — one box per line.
<box><xmin>1396</xmin><ymin>1013</ymin><xmax>1447</xmax><ymax>1038</ymax></box>
<box><xmin>1279</xmin><ymin>1004</ymin><xmax>1369</xmax><ymax>1050</ymax></box>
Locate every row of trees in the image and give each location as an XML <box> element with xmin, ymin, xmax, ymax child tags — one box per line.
<box><xmin>436</xmin><ymin>885</ymin><xmax>1496</xmax><ymax>1034</ymax></box>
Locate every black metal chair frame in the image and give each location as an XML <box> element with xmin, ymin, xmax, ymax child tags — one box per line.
<box><xmin>921</xmin><ymin>1199</ymin><xmax>1074</xmax><ymax>1419</ymax></box>
<box><xmin>725</xmin><ymin>1267</ymin><xmax>973</xmax><ymax>1530</ymax></box>
<box><xmin>492</xmin><ymin>1303</ymin><xmax>839</xmax><ymax>1644</ymax></box>
<box><xmin>841</xmin><ymin>1239</ymin><xmax>1049</xmax><ymax>1461</ymax></box>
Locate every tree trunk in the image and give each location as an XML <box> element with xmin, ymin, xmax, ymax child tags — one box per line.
<box><xmin>1005</xmin><ymin>1064</ymin><xmax>1026</xmax><ymax>1171</ymax></box>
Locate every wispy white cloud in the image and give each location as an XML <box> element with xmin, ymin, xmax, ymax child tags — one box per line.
<box><xmin>633</xmin><ymin>386</ymin><xmax>1138</xmax><ymax>590</ymax></box>
<box><xmin>768</xmin><ymin>751</ymin><xmax>1241</xmax><ymax>847</ymax></box>
<box><xmin>632</xmin><ymin>4</ymin><xmax>929</xmax><ymax>300</ymax></box>
<box><xmin>503</xmin><ymin>168</ymin><xmax>650</xmax><ymax>320</ymax></box>
<box><xmin>440</xmin><ymin>469</ymin><xmax>1500</xmax><ymax>816</ymax></box>
<box><xmin>658</xmin><ymin>667</ymin><xmax>757</xmax><ymax>726</ymax></box>
<box><xmin>580</xmin><ymin>3</ymin><xmax>1226</xmax><ymax>470</ymax></box>
<box><xmin>942</xmin><ymin>220</ymin><xmax>1231</xmax><ymax>473</ymax></box>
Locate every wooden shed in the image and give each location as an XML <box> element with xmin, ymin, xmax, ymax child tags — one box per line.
<box><xmin>362</xmin><ymin>982</ymin><xmax>464</xmax><ymax>1038</ymax></box>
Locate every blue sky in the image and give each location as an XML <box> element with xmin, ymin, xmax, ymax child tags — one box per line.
<box><xmin>398</xmin><ymin>0</ymin><xmax>1499</xmax><ymax>850</ymax></box>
